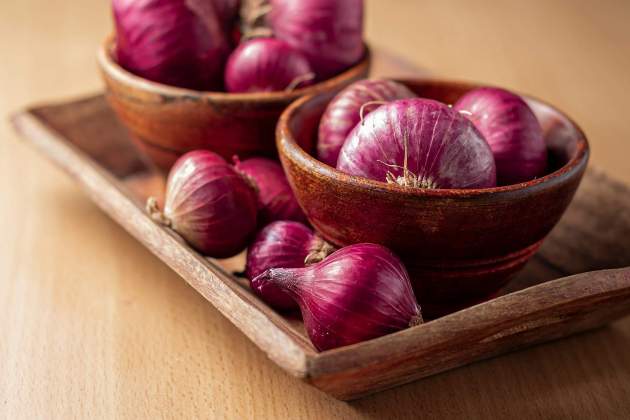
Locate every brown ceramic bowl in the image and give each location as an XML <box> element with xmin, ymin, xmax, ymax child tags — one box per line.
<box><xmin>277</xmin><ymin>79</ymin><xmax>589</xmax><ymax>317</ymax></box>
<box><xmin>97</xmin><ymin>37</ymin><xmax>371</xmax><ymax>172</ymax></box>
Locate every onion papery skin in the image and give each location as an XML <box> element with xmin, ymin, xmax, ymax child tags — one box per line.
<box><xmin>267</xmin><ymin>0</ymin><xmax>365</xmax><ymax>79</ymax></box>
<box><xmin>233</xmin><ymin>157</ymin><xmax>306</xmax><ymax>225</ymax></box>
<box><xmin>253</xmin><ymin>243</ymin><xmax>422</xmax><ymax>351</ymax></box>
<box><xmin>164</xmin><ymin>151</ymin><xmax>258</xmax><ymax>257</ymax></box>
<box><xmin>454</xmin><ymin>87</ymin><xmax>548</xmax><ymax>185</ymax></box>
<box><xmin>225</xmin><ymin>38</ymin><xmax>313</xmax><ymax>93</ymax></box>
<box><xmin>337</xmin><ymin>98</ymin><xmax>497</xmax><ymax>189</ymax></box>
<box><xmin>246</xmin><ymin>221</ymin><xmax>332</xmax><ymax>310</ymax></box>
<box><xmin>317</xmin><ymin>79</ymin><xmax>416</xmax><ymax>166</ymax></box>
<box><xmin>113</xmin><ymin>0</ymin><xmax>229</xmax><ymax>90</ymax></box>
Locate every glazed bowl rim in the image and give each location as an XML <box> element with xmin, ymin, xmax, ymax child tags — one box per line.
<box><xmin>277</xmin><ymin>78</ymin><xmax>590</xmax><ymax>198</ymax></box>
<box><xmin>97</xmin><ymin>36</ymin><xmax>372</xmax><ymax>104</ymax></box>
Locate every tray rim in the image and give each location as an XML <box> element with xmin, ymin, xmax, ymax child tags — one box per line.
<box><xmin>11</xmin><ymin>96</ymin><xmax>630</xmax><ymax>400</ymax></box>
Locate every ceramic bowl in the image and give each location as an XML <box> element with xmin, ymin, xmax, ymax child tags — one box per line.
<box><xmin>277</xmin><ymin>79</ymin><xmax>589</xmax><ymax>317</ymax></box>
<box><xmin>98</xmin><ymin>37</ymin><xmax>371</xmax><ymax>172</ymax></box>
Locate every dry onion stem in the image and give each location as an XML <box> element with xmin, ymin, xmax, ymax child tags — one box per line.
<box><xmin>285</xmin><ymin>72</ymin><xmax>316</xmax><ymax>91</ymax></box>
<box><xmin>359</xmin><ymin>100</ymin><xmax>389</xmax><ymax>124</ymax></box>
<box><xmin>146</xmin><ymin>196</ymin><xmax>171</xmax><ymax>227</ymax></box>
<box><xmin>379</xmin><ymin>134</ymin><xmax>438</xmax><ymax>189</ymax></box>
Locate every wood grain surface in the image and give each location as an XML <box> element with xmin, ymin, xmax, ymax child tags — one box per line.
<box><xmin>2</xmin><ymin>0</ymin><xmax>630</xmax><ymax>418</ymax></box>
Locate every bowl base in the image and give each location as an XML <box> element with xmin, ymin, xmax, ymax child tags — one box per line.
<box><xmin>407</xmin><ymin>241</ymin><xmax>542</xmax><ymax>318</ymax></box>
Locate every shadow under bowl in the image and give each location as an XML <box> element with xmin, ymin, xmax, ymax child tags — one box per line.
<box><xmin>97</xmin><ymin>37</ymin><xmax>371</xmax><ymax>172</ymax></box>
<box><xmin>277</xmin><ymin>79</ymin><xmax>589</xmax><ymax>318</ymax></box>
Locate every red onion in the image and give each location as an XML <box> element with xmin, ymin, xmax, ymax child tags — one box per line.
<box><xmin>245</xmin><ymin>221</ymin><xmax>334</xmax><ymax>310</ymax></box>
<box><xmin>267</xmin><ymin>0</ymin><xmax>365</xmax><ymax>79</ymax></box>
<box><xmin>113</xmin><ymin>0</ymin><xmax>229</xmax><ymax>90</ymax></box>
<box><xmin>147</xmin><ymin>150</ymin><xmax>258</xmax><ymax>257</ymax></box>
<box><xmin>225</xmin><ymin>38</ymin><xmax>314</xmax><ymax>93</ymax></box>
<box><xmin>233</xmin><ymin>157</ymin><xmax>306</xmax><ymax>225</ymax></box>
<box><xmin>317</xmin><ymin>79</ymin><xmax>416</xmax><ymax>166</ymax></box>
<box><xmin>454</xmin><ymin>87</ymin><xmax>548</xmax><ymax>185</ymax></box>
<box><xmin>337</xmin><ymin>98</ymin><xmax>497</xmax><ymax>189</ymax></box>
<box><xmin>252</xmin><ymin>243</ymin><xmax>422</xmax><ymax>351</ymax></box>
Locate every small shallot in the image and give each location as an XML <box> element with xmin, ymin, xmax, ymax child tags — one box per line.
<box><xmin>252</xmin><ymin>243</ymin><xmax>422</xmax><ymax>351</ymax></box>
<box><xmin>233</xmin><ymin>157</ymin><xmax>306</xmax><ymax>225</ymax></box>
<box><xmin>246</xmin><ymin>221</ymin><xmax>334</xmax><ymax>310</ymax></box>
<box><xmin>147</xmin><ymin>150</ymin><xmax>258</xmax><ymax>258</ymax></box>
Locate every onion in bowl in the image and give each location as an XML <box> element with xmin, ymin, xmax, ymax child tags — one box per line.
<box><xmin>317</xmin><ymin>79</ymin><xmax>416</xmax><ymax>166</ymax></box>
<box><xmin>337</xmin><ymin>98</ymin><xmax>497</xmax><ymax>189</ymax></box>
<box><xmin>112</xmin><ymin>0</ymin><xmax>230</xmax><ymax>90</ymax></box>
<box><xmin>267</xmin><ymin>0</ymin><xmax>365</xmax><ymax>79</ymax></box>
<box><xmin>224</xmin><ymin>38</ymin><xmax>314</xmax><ymax>93</ymax></box>
<box><xmin>454</xmin><ymin>87</ymin><xmax>548</xmax><ymax>185</ymax></box>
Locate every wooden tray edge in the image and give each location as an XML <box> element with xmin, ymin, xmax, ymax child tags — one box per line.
<box><xmin>10</xmin><ymin>109</ymin><xmax>316</xmax><ymax>378</ymax></box>
<box><xmin>307</xmin><ymin>267</ymin><xmax>630</xmax><ymax>399</ymax></box>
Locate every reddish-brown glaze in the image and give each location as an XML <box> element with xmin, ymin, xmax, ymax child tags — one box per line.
<box><xmin>277</xmin><ymin>79</ymin><xmax>589</xmax><ymax>317</ymax></box>
<box><xmin>98</xmin><ymin>38</ymin><xmax>371</xmax><ymax>172</ymax></box>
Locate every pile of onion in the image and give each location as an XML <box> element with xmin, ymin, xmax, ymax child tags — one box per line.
<box><xmin>321</xmin><ymin>79</ymin><xmax>548</xmax><ymax>189</ymax></box>
<box><xmin>112</xmin><ymin>0</ymin><xmax>365</xmax><ymax>92</ymax></box>
<box><xmin>136</xmin><ymin>74</ymin><xmax>549</xmax><ymax>351</ymax></box>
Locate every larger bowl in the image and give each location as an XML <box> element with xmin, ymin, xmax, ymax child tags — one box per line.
<box><xmin>277</xmin><ymin>79</ymin><xmax>589</xmax><ymax>317</ymax></box>
<box><xmin>98</xmin><ymin>38</ymin><xmax>371</xmax><ymax>172</ymax></box>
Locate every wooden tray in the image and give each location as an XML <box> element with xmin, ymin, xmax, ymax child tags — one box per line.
<box><xmin>11</xmin><ymin>92</ymin><xmax>630</xmax><ymax>401</ymax></box>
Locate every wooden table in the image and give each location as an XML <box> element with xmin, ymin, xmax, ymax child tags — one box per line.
<box><xmin>2</xmin><ymin>1</ymin><xmax>629</xmax><ymax>418</ymax></box>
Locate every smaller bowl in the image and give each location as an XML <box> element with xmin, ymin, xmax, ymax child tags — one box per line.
<box><xmin>277</xmin><ymin>79</ymin><xmax>589</xmax><ymax>317</ymax></box>
<box><xmin>98</xmin><ymin>38</ymin><xmax>371</xmax><ymax>172</ymax></box>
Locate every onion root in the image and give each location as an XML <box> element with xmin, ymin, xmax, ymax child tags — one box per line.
<box><xmin>146</xmin><ymin>196</ymin><xmax>171</xmax><ymax>227</ymax></box>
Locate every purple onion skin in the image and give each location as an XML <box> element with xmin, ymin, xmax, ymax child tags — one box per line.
<box><xmin>113</xmin><ymin>0</ymin><xmax>229</xmax><ymax>90</ymax></box>
<box><xmin>253</xmin><ymin>243</ymin><xmax>422</xmax><ymax>351</ymax></box>
<box><xmin>268</xmin><ymin>0</ymin><xmax>365</xmax><ymax>79</ymax></box>
<box><xmin>454</xmin><ymin>87</ymin><xmax>548</xmax><ymax>185</ymax></box>
<box><xmin>317</xmin><ymin>79</ymin><xmax>417</xmax><ymax>166</ymax></box>
<box><xmin>234</xmin><ymin>157</ymin><xmax>306</xmax><ymax>225</ymax></box>
<box><xmin>164</xmin><ymin>151</ymin><xmax>258</xmax><ymax>258</ymax></box>
<box><xmin>225</xmin><ymin>38</ymin><xmax>313</xmax><ymax>93</ymax></box>
<box><xmin>246</xmin><ymin>221</ymin><xmax>319</xmax><ymax>310</ymax></box>
<box><xmin>337</xmin><ymin>98</ymin><xmax>497</xmax><ymax>189</ymax></box>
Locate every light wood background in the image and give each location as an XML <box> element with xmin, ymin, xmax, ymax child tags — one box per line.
<box><xmin>2</xmin><ymin>1</ymin><xmax>630</xmax><ymax>418</ymax></box>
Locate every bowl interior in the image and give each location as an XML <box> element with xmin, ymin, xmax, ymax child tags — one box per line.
<box><xmin>286</xmin><ymin>79</ymin><xmax>587</xmax><ymax>192</ymax></box>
